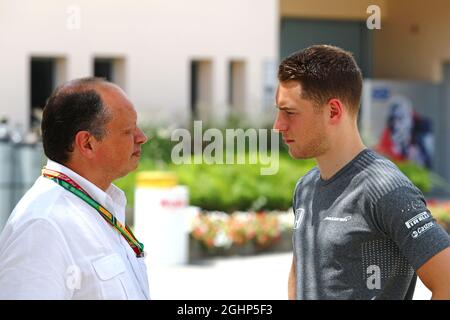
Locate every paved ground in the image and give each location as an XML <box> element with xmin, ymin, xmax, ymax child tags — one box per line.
<box><xmin>147</xmin><ymin>252</ymin><xmax>431</xmax><ymax>300</ymax></box>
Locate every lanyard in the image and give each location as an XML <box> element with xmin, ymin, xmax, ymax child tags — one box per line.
<box><xmin>42</xmin><ymin>167</ymin><xmax>145</xmax><ymax>258</ymax></box>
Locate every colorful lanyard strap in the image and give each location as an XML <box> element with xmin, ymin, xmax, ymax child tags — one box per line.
<box><xmin>42</xmin><ymin>167</ymin><xmax>145</xmax><ymax>258</ymax></box>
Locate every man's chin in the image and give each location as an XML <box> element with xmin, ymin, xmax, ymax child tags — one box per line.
<box><xmin>288</xmin><ymin>149</ymin><xmax>315</xmax><ymax>160</ymax></box>
<box><xmin>124</xmin><ymin>161</ymin><xmax>140</xmax><ymax>175</ymax></box>
<box><xmin>130</xmin><ymin>161</ymin><xmax>140</xmax><ymax>171</ymax></box>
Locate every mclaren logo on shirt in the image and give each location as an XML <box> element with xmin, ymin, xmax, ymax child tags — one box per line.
<box><xmin>405</xmin><ymin>211</ymin><xmax>430</xmax><ymax>229</ymax></box>
<box><xmin>294</xmin><ymin>208</ymin><xmax>305</xmax><ymax>229</ymax></box>
<box><xmin>323</xmin><ymin>216</ymin><xmax>352</xmax><ymax>222</ymax></box>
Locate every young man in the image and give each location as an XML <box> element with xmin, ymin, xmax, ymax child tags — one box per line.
<box><xmin>0</xmin><ymin>78</ymin><xmax>149</xmax><ymax>299</ymax></box>
<box><xmin>273</xmin><ymin>45</ymin><xmax>450</xmax><ymax>300</ymax></box>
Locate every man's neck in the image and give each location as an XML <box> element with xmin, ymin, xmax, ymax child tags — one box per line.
<box><xmin>64</xmin><ymin>161</ymin><xmax>112</xmax><ymax>192</ymax></box>
<box><xmin>315</xmin><ymin>132</ymin><xmax>366</xmax><ymax>181</ymax></box>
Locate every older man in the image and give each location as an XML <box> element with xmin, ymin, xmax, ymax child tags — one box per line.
<box><xmin>0</xmin><ymin>78</ymin><xmax>149</xmax><ymax>299</ymax></box>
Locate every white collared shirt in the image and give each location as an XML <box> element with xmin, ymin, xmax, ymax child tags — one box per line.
<box><xmin>0</xmin><ymin>160</ymin><xmax>150</xmax><ymax>300</ymax></box>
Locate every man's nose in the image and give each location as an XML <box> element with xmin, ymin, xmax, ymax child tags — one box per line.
<box><xmin>136</xmin><ymin>127</ymin><xmax>148</xmax><ymax>144</ymax></box>
<box><xmin>273</xmin><ymin>113</ymin><xmax>288</xmax><ymax>132</ymax></box>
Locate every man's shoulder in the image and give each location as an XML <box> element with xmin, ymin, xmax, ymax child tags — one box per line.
<box><xmin>7</xmin><ymin>177</ymin><xmax>78</xmax><ymax>230</ymax></box>
<box><xmin>355</xmin><ymin>149</ymin><xmax>412</xmax><ymax>183</ymax></box>
<box><xmin>354</xmin><ymin>149</ymin><xmax>418</xmax><ymax>201</ymax></box>
<box><xmin>294</xmin><ymin>167</ymin><xmax>319</xmax><ymax>193</ymax></box>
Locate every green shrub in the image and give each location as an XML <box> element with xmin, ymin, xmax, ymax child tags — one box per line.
<box><xmin>115</xmin><ymin>127</ymin><xmax>434</xmax><ymax>212</ymax></box>
<box><xmin>115</xmin><ymin>151</ymin><xmax>315</xmax><ymax>212</ymax></box>
<box><xmin>395</xmin><ymin>161</ymin><xmax>431</xmax><ymax>193</ymax></box>
<box><xmin>141</xmin><ymin>127</ymin><xmax>178</xmax><ymax>165</ymax></box>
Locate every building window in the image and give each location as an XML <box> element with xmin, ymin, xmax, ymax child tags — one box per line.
<box><xmin>94</xmin><ymin>59</ymin><xmax>113</xmax><ymax>81</ymax></box>
<box><xmin>228</xmin><ymin>60</ymin><xmax>246</xmax><ymax>116</ymax></box>
<box><xmin>280</xmin><ymin>18</ymin><xmax>373</xmax><ymax>77</ymax></box>
<box><xmin>190</xmin><ymin>60</ymin><xmax>212</xmax><ymax>121</ymax></box>
<box><xmin>93</xmin><ymin>57</ymin><xmax>126</xmax><ymax>89</ymax></box>
<box><xmin>30</xmin><ymin>57</ymin><xmax>66</xmax><ymax>129</ymax></box>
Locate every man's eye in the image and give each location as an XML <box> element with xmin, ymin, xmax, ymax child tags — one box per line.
<box><xmin>284</xmin><ymin>110</ymin><xmax>295</xmax><ymax>115</ymax></box>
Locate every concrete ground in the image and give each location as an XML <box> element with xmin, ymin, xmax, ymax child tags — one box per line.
<box><xmin>147</xmin><ymin>252</ymin><xmax>431</xmax><ymax>300</ymax></box>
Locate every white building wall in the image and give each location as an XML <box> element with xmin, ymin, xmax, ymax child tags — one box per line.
<box><xmin>0</xmin><ymin>0</ymin><xmax>279</xmax><ymax>131</ymax></box>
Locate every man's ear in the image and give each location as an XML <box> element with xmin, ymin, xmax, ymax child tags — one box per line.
<box><xmin>74</xmin><ymin>131</ymin><xmax>96</xmax><ymax>159</ymax></box>
<box><xmin>327</xmin><ymin>98</ymin><xmax>344</xmax><ymax>125</ymax></box>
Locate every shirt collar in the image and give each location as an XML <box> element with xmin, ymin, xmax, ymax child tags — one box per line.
<box><xmin>44</xmin><ymin>159</ymin><xmax>127</xmax><ymax>224</ymax></box>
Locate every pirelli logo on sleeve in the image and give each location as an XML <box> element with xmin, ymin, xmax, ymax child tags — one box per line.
<box><xmin>405</xmin><ymin>211</ymin><xmax>430</xmax><ymax>229</ymax></box>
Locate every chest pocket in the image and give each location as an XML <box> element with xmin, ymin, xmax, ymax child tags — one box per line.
<box><xmin>92</xmin><ymin>253</ymin><xmax>128</xmax><ymax>299</ymax></box>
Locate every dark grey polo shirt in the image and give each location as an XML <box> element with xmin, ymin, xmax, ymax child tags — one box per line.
<box><xmin>292</xmin><ymin>149</ymin><xmax>450</xmax><ymax>300</ymax></box>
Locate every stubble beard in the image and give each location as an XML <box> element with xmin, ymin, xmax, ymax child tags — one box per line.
<box><xmin>289</xmin><ymin>133</ymin><xmax>330</xmax><ymax>160</ymax></box>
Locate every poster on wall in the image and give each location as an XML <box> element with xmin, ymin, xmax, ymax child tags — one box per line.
<box><xmin>361</xmin><ymin>80</ymin><xmax>435</xmax><ymax>169</ymax></box>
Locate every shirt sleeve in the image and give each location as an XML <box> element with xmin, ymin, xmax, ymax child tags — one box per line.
<box><xmin>373</xmin><ymin>185</ymin><xmax>450</xmax><ymax>270</ymax></box>
<box><xmin>0</xmin><ymin>218</ymin><xmax>73</xmax><ymax>299</ymax></box>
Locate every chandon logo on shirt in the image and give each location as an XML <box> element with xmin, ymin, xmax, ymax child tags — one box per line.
<box><xmin>401</xmin><ymin>200</ymin><xmax>426</xmax><ymax>214</ymax></box>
